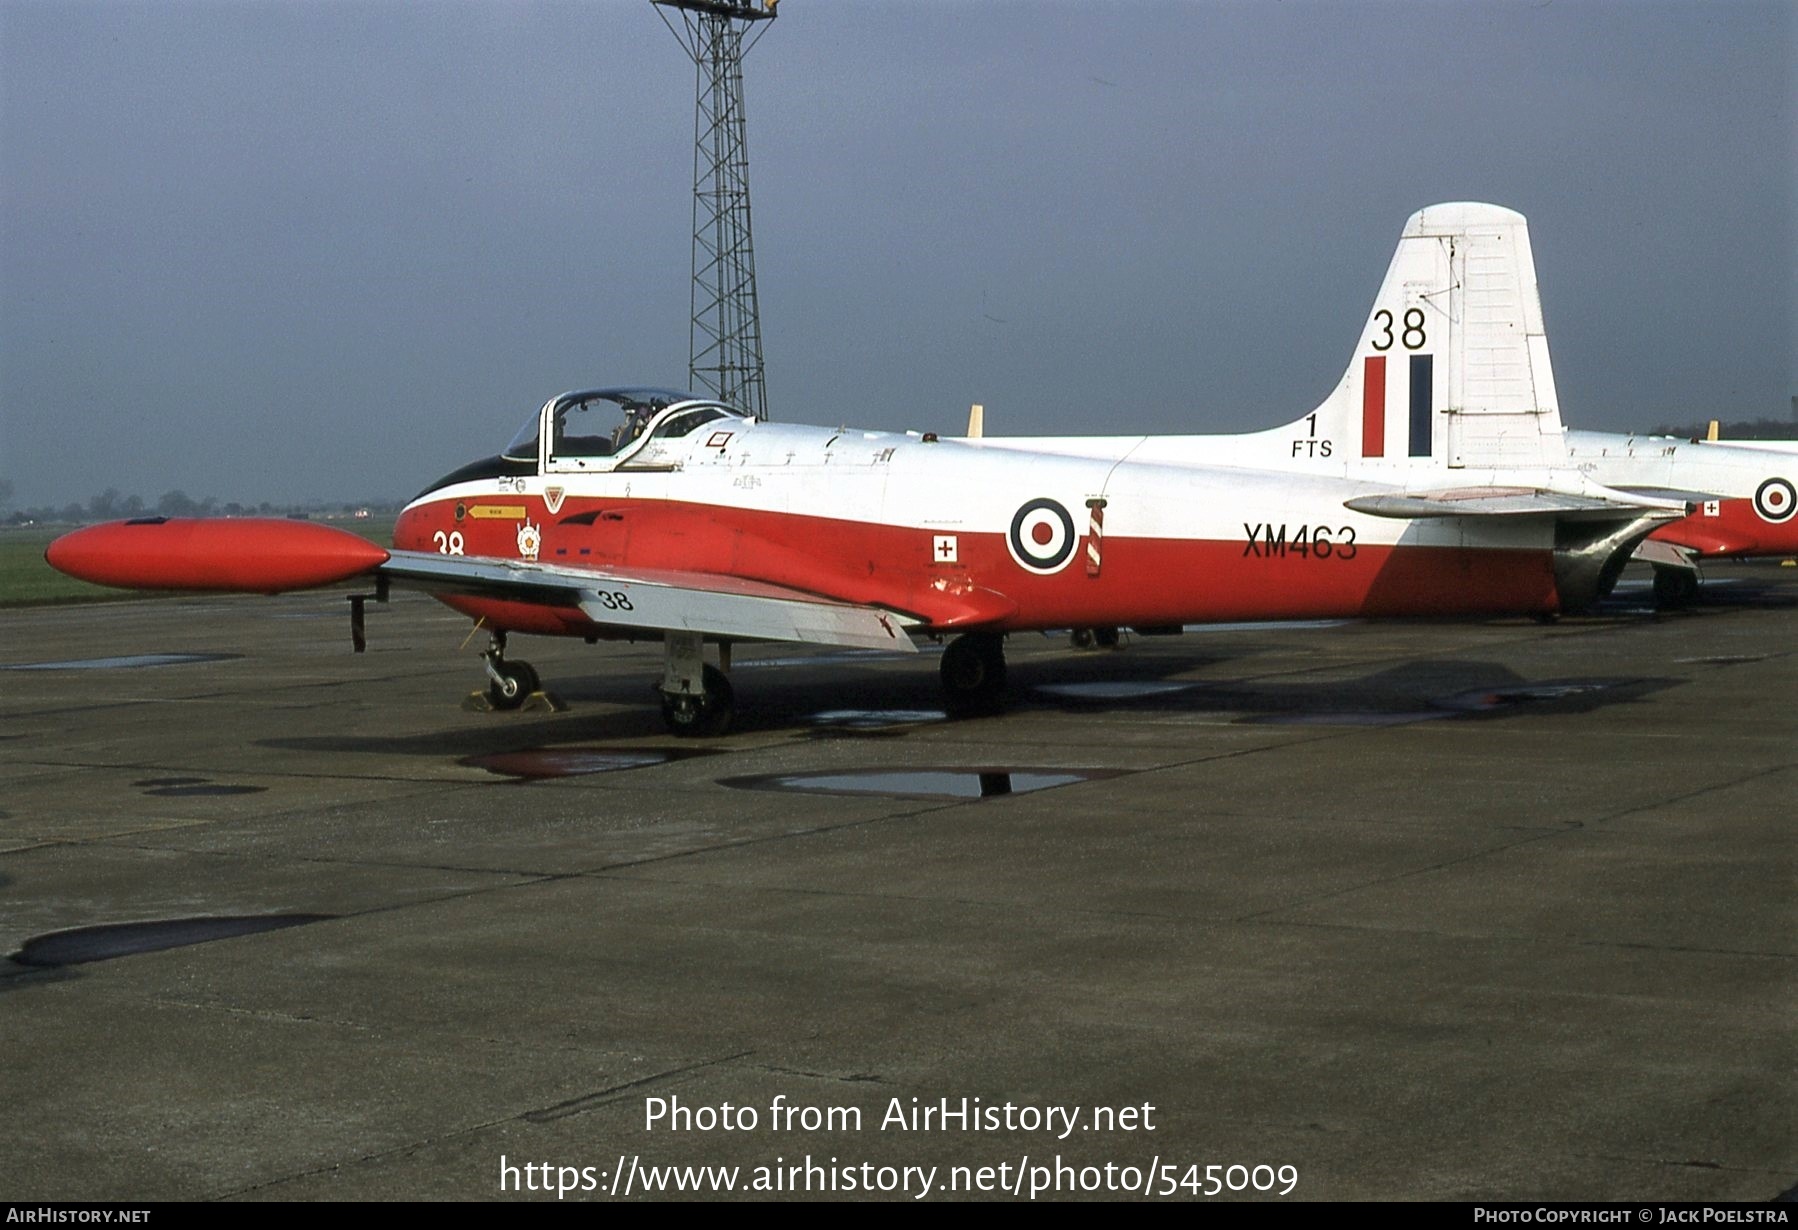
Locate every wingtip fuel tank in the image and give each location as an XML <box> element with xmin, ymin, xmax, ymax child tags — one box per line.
<box><xmin>45</xmin><ymin>517</ymin><xmax>391</xmax><ymax>594</ymax></box>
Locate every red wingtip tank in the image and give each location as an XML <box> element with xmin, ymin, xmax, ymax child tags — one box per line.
<box><xmin>44</xmin><ymin>517</ymin><xmax>391</xmax><ymax>594</ymax></box>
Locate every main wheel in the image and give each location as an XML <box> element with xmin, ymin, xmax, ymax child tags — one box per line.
<box><xmin>661</xmin><ymin>663</ymin><xmax>734</xmax><ymax>737</ymax></box>
<box><xmin>940</xmin><ymin>633</ymin><xmax>1007</xmax><ymax>717</ymax></box>
<box><xmin>487</xmin><ymin>660</ymin><xmax>540</xmax><ymax>711</ymax></box>
<box><xmin>1652</xmin><ymin>566</ymin><xmax>1700</xmax><ymax>609</ymax></box>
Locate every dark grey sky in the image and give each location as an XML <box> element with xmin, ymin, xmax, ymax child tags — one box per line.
<box><xmin>2</xmin><ymin>0</ymin><xmax>1792</xmax><ymax>507</ymax></box>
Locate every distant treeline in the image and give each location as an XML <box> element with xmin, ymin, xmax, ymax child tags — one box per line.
<box><xmin>1644</xmin><ymin>417</ymin><xmax>1797</xmax><ymax>442</ymax></box>
<box><xmin>2</xmin><ymin>484</ymin><xmax>402</xmax><ymax>527</ymax></box>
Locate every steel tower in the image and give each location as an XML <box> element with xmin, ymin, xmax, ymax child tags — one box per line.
<box><xmin>654</xmin><ymin>0</ymin><xmax>777</xmax><ymax>421</ymax></box>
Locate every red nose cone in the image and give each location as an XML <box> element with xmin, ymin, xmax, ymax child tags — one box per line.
<box><xmin>45</xmin><ymin>518</ymin><xmax>391</xmax><ymax>593</ymax></box>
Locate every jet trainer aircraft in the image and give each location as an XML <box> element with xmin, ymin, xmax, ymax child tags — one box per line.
<box><xmin>1561</xmin><ymin>431</ymin><xmax>1798</xmax><ymax>606</ymax></box>
<box><xmin>48</xmin><ymin>202</ymin><xmax>1688</xmax><ymax>735</ymax></box>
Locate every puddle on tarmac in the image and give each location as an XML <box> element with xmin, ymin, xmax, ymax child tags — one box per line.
<box><xmin>1431</xmin><ymin>682</ymin><xmax>1618</xmax><ymax>713</ymax></box>
<box><xmin>1674</xmin><ymin>654</ymin><xmax>1768</xmax><ymax>666</ymax></box>
<box><xmin>720</xmin><ymin>767</ymin><xmax>1116</xmax><ymax>801</ymax></box>
<box><xmin>12</xmin><ymin>914</ymin><xmax>334</xmax><ymax>968</ymax></box>
<box><xmin>4</xmin><ymin>653</ymin><xmax>241</xmax><ymax>672</ymax></box>
<box><xmin>1035</xmin><ymin>681</ymin><xmax>1197</xmax><ymax>702</ymax></box>
<box><xmin>806</xmin><ymin>709</ymin><xmax>949</xmax><ymax>731</ymax></box>
<box><xmin>462</xmin><ymin>747</ymin><xmax>712</xmax><ymax>780</ymax></box>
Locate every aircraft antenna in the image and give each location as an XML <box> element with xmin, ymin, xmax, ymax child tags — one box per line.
<box><xmin>654</xmin><ymin>0</ymin><xmax>778</xmax><ymax>422</ymax></box>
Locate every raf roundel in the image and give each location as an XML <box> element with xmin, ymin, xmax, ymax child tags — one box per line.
<box><xmin>1753</xmin><ymin>477</ymin><xmax>1795</xmax><ymax>524</ymax></box>
<box><xmin>1007</xmin><ymin>498</ymin><xmax>1077</xmax><ymax>574</ymax></box>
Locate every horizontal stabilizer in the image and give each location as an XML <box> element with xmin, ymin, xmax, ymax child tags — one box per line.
<box><xmin>1345</xmin><ymin>486</ymin><xmax>1687</xmax><ymax>522</ymax></box>
<box><xmin>379</xmin><ymin>551</ymin><xmax>919</xmax><ymax>652</ymax></box>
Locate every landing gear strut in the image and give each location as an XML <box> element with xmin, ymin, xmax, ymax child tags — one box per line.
<box><xmin>1652</xmin><ymin>564</ymin><xmax>1700</xmax><ymax>610</ymax></box>
<box><xmin>481</xmin><ymin>631</ymin><xmax>540</xmax><ymax>711</ymax></box>
<box><xmin>659</xmin><ymin>632</ymin><xmax>734</xmax><ymax>737</ymax></box>
<box><xmin>940</xmin><ymin>632</ymin><xmax>1007</xmax><ymax>717</ymax></box>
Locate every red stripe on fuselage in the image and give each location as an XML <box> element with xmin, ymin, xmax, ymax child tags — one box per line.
<box><xmin>396</xmin><ymin>495</ymin><xmax>1561</xmax><ymax>636</ymax></box>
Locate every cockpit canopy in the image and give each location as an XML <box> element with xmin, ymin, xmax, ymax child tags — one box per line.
<box><xmin>501</xmin><ymin>387</ymin><xmax>747</xmax><ymax>469</ymax></box>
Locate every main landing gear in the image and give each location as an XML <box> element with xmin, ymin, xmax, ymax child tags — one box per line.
<box><xmin>940</xmin><ymin>632</ymin><xmax>1007</xmax><ymax>718</ymax></box>
<box><xmin>1652</xmin><ymin>564</ymin><xmax>1701</xmax><ymax>610</ymax></box>
<box><xmin>474</xmin><ymin>628</ymin><xmax>1005</xmax><ymax>733</ymax></box>
<box><xmin>659</xmin><ymin>632</ymin><xmax>735</xmax><ymax>737</ymax></box>
<box><xmin>480</xmin><ymin>631</ymin><xmax>542</xmax><ymax>710</ymax></box>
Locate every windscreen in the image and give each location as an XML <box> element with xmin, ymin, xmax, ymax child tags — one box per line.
<box><xmin>501</xmin><ymin>412</ymin><xmax>541</xmax><ymax>463</ymax></box>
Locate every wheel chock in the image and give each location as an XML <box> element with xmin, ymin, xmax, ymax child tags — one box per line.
<box><xmin>462</xmin><ymin>689</ymin><xmax>567</xmax><ymax>714</ymax></box>
<box><xmin>521</xmin><ymin>691</ymin><xmax>568</xmax><ymax>713</ymax></box>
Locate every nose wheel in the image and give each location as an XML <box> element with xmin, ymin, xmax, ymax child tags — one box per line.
<box><xmin>487</xmin><ymin>659</ymin><xmax>541</xmax><ymax>710</ymax></box>
<box><xmin>481</xmin><ymin>631</ymin><xmax>540</xmax><ymax>711</ymax></box>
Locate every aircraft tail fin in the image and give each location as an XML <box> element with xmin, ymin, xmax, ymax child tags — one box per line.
<box><xmin>1310</xmin><ymin>203</ymin><xmax>1569</xmax><ymax>472</ymax></box>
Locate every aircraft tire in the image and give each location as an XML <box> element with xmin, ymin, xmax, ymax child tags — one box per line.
<box><xmin>1652</xmin><ymin>566</ymin><xmax>1700</xmax><ymax>610</ymax></box>
<box><xmin>661</xmin><ymin>664</ymin><xmax>734</xmax><ymax>737</ymax></box>
<box><xmin>487</xmin><ymin>660</ymin><xmax>540</xmax><ymax>710</ymax></box>
<box><xmin>940</xmin><ymin>633</ymin><xmax>1007</xmax><ymax>717</ymax></box>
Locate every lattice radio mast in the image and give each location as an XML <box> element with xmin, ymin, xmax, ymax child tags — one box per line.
<box><xmin>654</xmin><ymin>0</ymin><xmax>777</xmax><ymax>421</ymax></box>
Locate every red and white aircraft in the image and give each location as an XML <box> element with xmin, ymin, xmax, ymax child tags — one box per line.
<box><xmin>47</xmin><ymin>202</ymin><xmax>1688</xmax><ymax>734</ymax></box>
<box><xmin>1561</xmin><ymin>430</ymin><xmax>1798</xmax><ymax>606</ymax></box>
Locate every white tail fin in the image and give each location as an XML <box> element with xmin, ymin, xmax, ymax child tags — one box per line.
<box><xmin>1309</xmin><ymin>203</ymin><xmax>1568</xmax><ymax>472</ymax></box>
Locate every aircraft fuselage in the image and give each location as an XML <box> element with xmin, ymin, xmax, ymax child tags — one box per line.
<box><xmin>395</xmin><ymin>418</ymin><xmax>1561</xmax><ymax>640</ymax></box>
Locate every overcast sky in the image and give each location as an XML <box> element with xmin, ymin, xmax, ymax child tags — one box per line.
<box><xmin>2</xmin><ymin>0</ymin><xmax>1792</xmax><ymax>507</ymax></box>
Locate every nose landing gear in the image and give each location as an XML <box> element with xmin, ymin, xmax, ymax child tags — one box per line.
<box><xmin>480</xmin><ymin>630</ymin><xmax>541</xmax><ymax>711</ymax></box>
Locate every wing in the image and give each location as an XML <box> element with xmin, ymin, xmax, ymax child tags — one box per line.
<box><xmin>378</xmin><ymin>550</ymin><xmax>920</xmax><ymax>653</ymax></box>
<box><xmin>1344</xmin><ymin>485</ymin><xmax>1689</xmax><ymax>522</ymax></box>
